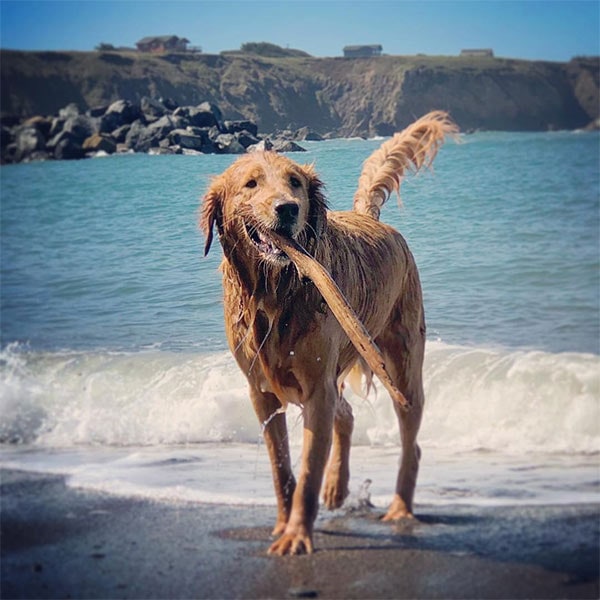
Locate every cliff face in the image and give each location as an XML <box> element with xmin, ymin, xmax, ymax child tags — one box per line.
<box><xmin>1</xmin><ymin>50</ymin><xmax>597</xmax><ymax>135</ymax></box>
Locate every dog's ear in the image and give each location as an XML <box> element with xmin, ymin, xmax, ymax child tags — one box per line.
<box><xmin>200</xmin><ymin>179</ymin><xmax>224</xmax><ymax>256</ymax></box>
<box><xmin>302</xmin><ymin>164</ymin><xmax>328</xmax><ymax>240</ymax></box>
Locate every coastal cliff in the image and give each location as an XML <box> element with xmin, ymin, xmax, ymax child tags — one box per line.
<box><xmin>1</xmin><ymin>50</ymin><xmax>598</xmax><ymax>136</ymax></box>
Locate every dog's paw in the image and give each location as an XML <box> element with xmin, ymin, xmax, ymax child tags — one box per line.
<box><xmin>322</xmin><ymin>477</ymin><xmax>349</xmax><ymax>510</ymax></box>
<box><xmin>271</xmin><ymin>520</ymin><xmax>287</xmax><ymax>537</ymax></box>
<box><xmin>267</xmin><ymin>529</ymin><xmax>314</xmax><ymax>555</ymax></box>
<box><xmin>381</xmin><ymin>495</ymin><xmax>415</xmax><ymax>521</ymax></box>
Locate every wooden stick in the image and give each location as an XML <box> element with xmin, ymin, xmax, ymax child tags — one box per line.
<box><xmin>271</xmin><ymin>233</ymin><xmax>411</xmax><ymax>410</ymax></box>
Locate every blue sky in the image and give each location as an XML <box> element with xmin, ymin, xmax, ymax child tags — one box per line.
<box><xmin>1</xmin><ymin>0</ymin><xmax>598</xmax><ymax>61</ymax></box>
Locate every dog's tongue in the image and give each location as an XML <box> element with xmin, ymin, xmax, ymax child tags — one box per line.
<box><xmin>269</xmin><ymin>232</ymin><xmax>410</xmax><ymax>411</ymax></box>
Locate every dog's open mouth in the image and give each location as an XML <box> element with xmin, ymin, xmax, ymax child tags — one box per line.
<box><xmin>245</xmin><ymin>223</ymin><xmax>290</xmax><ymax>261</ymax></box>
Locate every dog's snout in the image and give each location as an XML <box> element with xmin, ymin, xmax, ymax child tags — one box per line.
<box><xmin>274</xmin><ymin>201</ymin><xmax>299</xmax><ymax>226</ymax></box>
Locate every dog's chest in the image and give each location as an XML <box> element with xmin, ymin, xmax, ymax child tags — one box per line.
<box><xmin>231</xmin><ymin>297</ymin><xmax>337</xmax><ymax>405</ymax></box>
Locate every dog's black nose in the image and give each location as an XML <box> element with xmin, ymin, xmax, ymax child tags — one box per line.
<box><xmin>274</xmin><ymin>201</ymin><xmax>299</xmax><ymax>226</ymax></box>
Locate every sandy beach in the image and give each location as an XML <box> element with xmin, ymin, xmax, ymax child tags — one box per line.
<box><xmin>1</xmin><ymin>468</ymin><xmax>598</xmax><ymax>599</ymax></box>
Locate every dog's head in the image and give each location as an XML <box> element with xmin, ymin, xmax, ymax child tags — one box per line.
<box><xmin>201</xmin><ymin>151</ymin><xmax>327</xmax><ymax>265</ymax></box>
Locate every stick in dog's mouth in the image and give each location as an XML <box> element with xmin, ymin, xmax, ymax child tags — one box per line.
<box><xmin>269</xmin><ymin>231</ymin><xmax>411</xmax><ymax>410</ymax></box>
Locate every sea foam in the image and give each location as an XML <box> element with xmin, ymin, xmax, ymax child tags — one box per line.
<box><xmin>1</xmin><ymin>341</ymin><xmax>598</xmax><ymax>454</ymax></box>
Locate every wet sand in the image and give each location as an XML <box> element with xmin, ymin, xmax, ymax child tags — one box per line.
<box><xmin>1</xmin><ymin>468</ymin><xmax>598</xmax><ymax>599</ymax></box>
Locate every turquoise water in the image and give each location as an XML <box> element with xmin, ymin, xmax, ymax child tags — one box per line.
<box><xmin>2</xmin><ymin>131</ymin><xmax>599</xmax><ymax>354</ymax></box>
<box><xmin>0</xmin><ymin>133</ymin><xmax>599</xmax><ymax>509</ymax></box>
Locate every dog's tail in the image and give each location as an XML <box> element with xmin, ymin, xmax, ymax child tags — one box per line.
<box><xmin>352</xmin><ymin>111</ymin><xmax>458</xmax><ymax>220</ymax></box>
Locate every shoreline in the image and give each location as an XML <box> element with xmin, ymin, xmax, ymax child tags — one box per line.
<box><xmin>1</xmin><ymin>468</ymin><xmax>598</xmax><ymax>599</ymax></box>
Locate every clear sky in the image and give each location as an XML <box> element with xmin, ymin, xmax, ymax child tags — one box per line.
<box><xmin>0</xmin><ymin>0</ymin><xmax>598</xmax><ymax>61</ymax></box>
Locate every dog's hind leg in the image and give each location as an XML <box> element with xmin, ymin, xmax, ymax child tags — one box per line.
<box><xmin>377</xmin><ymin>311</ymin><xmax>425</xmax><ymax>521</ymax></box>
<box><xmin>323</xmin><ymin>391</ymin><xmax>354</xmax><ymax>510</ymax></box>
<box><xmin>250</xmin><ymin>387</ymin><xmax>296</xmax><ymax>536</ymax></box>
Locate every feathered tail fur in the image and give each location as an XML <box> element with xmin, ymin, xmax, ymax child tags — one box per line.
<box><xmin>353</xmin><ymin>111</ymin><xmax>458</xmax><ymax>220</ymax></box>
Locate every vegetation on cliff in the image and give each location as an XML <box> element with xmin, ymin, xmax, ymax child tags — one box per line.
<box><xmin>1</xmin><ymin>49</ymin><xmax>597</xmax><ymax>136</ymax></box>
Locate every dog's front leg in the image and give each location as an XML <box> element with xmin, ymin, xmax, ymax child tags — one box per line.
<box><xmin>250</xmin><ymin>387</ymin><xmax>296</xmax><ymax>536</ymax></box>
<box><xmin>268</xmin><ymin>382</ymin><xmax>335</xmax><ymax>555</ymax></box>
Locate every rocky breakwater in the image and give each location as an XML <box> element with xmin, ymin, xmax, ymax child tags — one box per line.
<box><xmin>1</xmin><ymin>98</ymin><xmax>319</xmax><ymax>164</ymax></box>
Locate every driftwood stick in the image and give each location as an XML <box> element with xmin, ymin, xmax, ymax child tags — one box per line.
<box><xmin>270</xmin><ymin>232</ymin><xmax>411</xmax><ymax>410</ymax></box>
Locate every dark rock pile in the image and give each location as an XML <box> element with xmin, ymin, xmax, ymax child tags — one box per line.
<box><xmin>1</xmin><ymin>98</ymin><xmax>323</xmax><ymax>164</ymax></box>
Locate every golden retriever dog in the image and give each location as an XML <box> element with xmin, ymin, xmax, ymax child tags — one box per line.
<box><xmin>201</xmin><ymin>111</ymin><xmax>456</xmax><ymax>555</ymax></box>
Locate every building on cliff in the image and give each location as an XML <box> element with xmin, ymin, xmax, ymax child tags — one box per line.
<box><xmin>460</xmin><ymin>48</ymin><xmax>494</xmax><ymax>57</ymax></box>
<box><xmin>343</xmin><ymin>45</ymin><xmax>383</xmax><ymax>58</ymax></box>
<box><xmin>136</xmin><ymin>36</ymin><xmax>190</xmax><ymax>53</ymax></box>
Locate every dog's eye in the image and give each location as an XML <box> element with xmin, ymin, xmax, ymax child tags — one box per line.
<box><xmin>290</xmin><ymin>176</ymin><xmax>302</xmax><ymax>189</ymax></box>
<box><xmin>245</xmin><ymin>179</ymin><xmax>257</xmax><ymax>189</ymax></box>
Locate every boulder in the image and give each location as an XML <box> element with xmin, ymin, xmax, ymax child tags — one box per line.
<box><xmin>247</xmin><ymin>139</ymin><xmax>274</xmax><ymax>153</ymax></box>
<box><xmin>14</xmin><ymin>126</ymin><xmax>46</xmax><ymax>161</ymax></box>
<box><xmin>82</xmin><ymin>133</ymin><xmax>117</xmax><ymax>154</ymax></box>
<box><xmin>47</xmin><ymin>129</ymin><xmax>75</xmax><ymax>150</ymax></box>
<box><xmin>140</xmin><ymin>97</ymin><xmax>167</xmax><ymax>119</ymax></box>
<box><xmin>22</xmin><ymin>115</ymin><xmax>52</xmax><ymax>139</ymax></box>
<box><xmin>184</xmin><ymin>103</ymin><xmax>224</xmax><ymax>129</ymax></box>
<box><xmin>125</xmin><ymin>115</ymin><xmax>181</xmax><ymax>152</ymax></box>
<box><xmin>87</xmin><ymin>105</ymin><xmax>109</xmax><ymax>118</ymax></box>
<box><xmin>58</xmin><ymin>102</ymin><xmax>80</xmax><ymax>119</ymax></box>
<box><xmin>271</xmin><ymin>138</ymin><xmax>306</xmax><ymax>152</ymax></box>
<box><xmin>161</xmin><ymin>97</ymin><xmax>179</xmax><ymax>111</ymax></box>
<box><xmin>62</xmin><ymin>115</ymin><xmax>97</xmax><ymax>142</ymax></box>
<box><xmin>293</xmin><ymin>126</ymin><xmax>324</xmax><ymax>141</ymax></box>
<box><xmin>224</xmin><ymin>120</ymin><xmax>258</xmax><ymax>137</ymax></box>
<box><xmin>100</xmin><ymin>100</ymin><xmax>142</xmax><ymax>133</ymax></box>
<box><xmin>168</xmin><ymin>128</ymin><xmax>206</xmax><ymax>151</ymax></box>
<box><xmin>213</xmin><ymin>133</ymin><xmax>245</xmax><ymax>154</ymax></box>
<box><xmin>49</xmin><ymin>117</ymin><xmax>66</xmax><ymax>138</ymax></box>
<box><xmin>53</xmin><ymin>136</ymin><xmax>85</xmax><ymax>160</ymax></box>
<box><xmin>111</xmin><ymin>124</ymin><xmax>131</xmax><ymax>143</ymax></box>
<box><xmin>234</xmin><ymin>130</ymin><xmax>260</xmax><ymax>149</ymax></box>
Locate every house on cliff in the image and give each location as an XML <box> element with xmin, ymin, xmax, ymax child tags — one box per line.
<box><xmin>136</xmin><ymin>36</ymin><xmax>190</xmax><ymax>53</ymax></box>
<box><xmin>460</xmin><ymin>48</ymin><xmax>494</xmax><ymax>57</ymax></box>
<box><xmin>343</xmin><ymin>45</ymin><xmax>382</xmax><ymax>58</ymax></box>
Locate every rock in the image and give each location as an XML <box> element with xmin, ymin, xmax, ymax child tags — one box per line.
<box><xmin>58</xmin><ymin>102</ymin><xmax>80</xmax><ymax>119</ymax></box>
<box><xmin>23</xmin><ymin>150</ymin><xmax>51</xmax><ymax>162</ymax></box>
<box><xmin>53</xmin><ymin>136</ymin><xmax>85</xmax><ymax>160</ymax></box>
<box><xmin>82</xmin><ymin>133</ymin><xmax>116</xmax><ymax>154</ymax></box>
<box><xmin>160</xmin><ymin>97</ymin><xmax>179</xmax><ymax>111</ymax></box>
<box><xmin>234</xmin><ymin>130</ymin><xmax>260</xmax><ymax>149</ymax></box>
<box><xmin>271</xmin><ymin>138</ymin><xmax>306</xmax><ymax>152</ymax></box>
<box><xmin>148</xmin><ymin>146</ymin><xmax>180</xmax><ymax>155</ymax></box>
<box><xmin>247</xmin><ymin>138</ymin><xmax>274</xmax><ymax>152</ymax></box>
<box><xmin>183</xmin><ymin>103</ymin><xmax>224</xmax><ymax>129</ymax></box>
<box><xmin>224</xmin><ymin>120</ymin><xmax>258</xmax><ymax>137</ymax></box>
<box><xmin>47</xmin><ymin>129</ymin><xmax>74</xmax><ymax>150</ymax></box>
<box><xmin>22</xmin><ymin>115</ymin><xmax>52</xmax><ymax>138</ymax></box>
<box><xmin>213</xmin><ymin>133</ymin><xmax>245</xmax><ymax>154</ymax></box>
<box><xmin>168</xmin><ymin>128</ymin><xmax>206</xmax><ymax>151</ymax></box>
<box><xmin>2</xmin><ymin>143</ymin><xmax>18</xmax><ymax>163</ymax></box>
<box><xmin>87</xmin><ymin>105</ymin><xmax>109</xmax><ymax>118</ymax></box>
<box><xmin>49</xmin><ymin>117</ymin><xmax>66</xmax><ymax>138</ymax></box>
<box><xmin>140</xmin><ymin>97</ymin><xmax>167</xmax><ymax>119</ymax></box>
<box><xmin>181</xmin><ymin>148</ymin><xmax>204</xmax><ymax>156</ymax></box>
<box><xmin>293</xmin><ymin>126</ymin><xmax>323</xmax><ymax>141</ymax></box>
<box><xmin>110</xmin><ymin>124</ymin><xmax>131</xmax><ymax>143</ymax></box>
<box><xmin>100</xmin><ymin>100</ymin><xmax>142</xmax><ymax>133</ymax></box>
<box><xmin>14</xmin><ymin>126</ymin><xmax>45</xmax><ymax>161</ymax></box>
<box><xmin>63</xmin><ymin>115</ymin><xmax>97</xmax><ymax>142</ymax></box>
<box><xmin>125</xmin><ymin>115</ymin><xmax>181</xmax><ymax>152</ymax></box>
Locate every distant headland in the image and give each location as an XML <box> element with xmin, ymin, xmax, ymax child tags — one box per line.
<box><xmin>1</xmin><ymin>44</ymin><xmax>598</xmax><ymax>163</ymax></box>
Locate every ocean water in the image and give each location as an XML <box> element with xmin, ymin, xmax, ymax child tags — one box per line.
<box><xmin>1</xmin><ymin>131</ymin><xmax>599</xmax><ymax>512</ymax></box>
